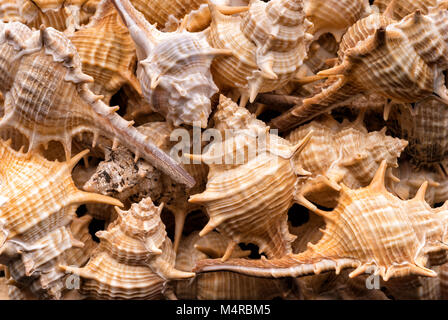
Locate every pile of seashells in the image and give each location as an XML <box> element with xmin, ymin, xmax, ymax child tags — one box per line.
<box><xmin>1</xmin><ymin>0</ymin><xmax>448</xmax><ymax>300</ymax></box>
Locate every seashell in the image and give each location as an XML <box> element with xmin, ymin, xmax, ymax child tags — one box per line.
<box><xmin>207</xmin><ymin>0</ymin><xmax>313</xmax><ymax>106</ymax></box>
<box><xmin>195</xmin><ymin>161</ymin><xmax>448</xmax><ymax>281</ymax></box>
<box><xmin>61</xmin><ymin>197</ymin><xmax>194</xmax><ymax>300</ymax></box>
<box><xmin>0</xmin><ymin>22</ymin><xmax>194</xmax><ymax>187</ymax></box>
<box><xmin>386</xmin><ymin>160</ymin><xmax>448</xmax><ymax>206</ymax></box>
<box><xmin>18</xmin><ymin>0</ymin><xmax>94</xmax><ymax>31</ymax></box>
<box><xmin>0</xmin><ymin>0</ymin><xmax>23</xmax><ymax>22</ymax></box>
<box><xmin>384</xmin><ymin>272</ymin><xmax>441</xmax><ymax>300</ymax></box>
<box><xmin>112</xmin><ymin>0</ymin><xmax>230</xmax><ymax>128</ymax></box>
<box><xmin>388</xmin><ymin>96</ymin><xmax>448</xmax><ymax>169</ymax></box>
<box><xmin>174</xmin><ymin>231</ymin><xmax>294</xmax><ymax>300</ymax></box>
<box><xmin>374</xmin><ymin>0</ymin><xmax>448</xmax><ymax>20</ymax></box>
<box><xmin>270</xmin><ymin>9</ymin><xmax>448</xmax><ymax>131</ymax></box>
<box><xmin>0</xmin><ymin>139</ymin><xmax>121</xmax><ymax>298</ymax></box>
<box><xmin>63</xmin><ymin>215</ymin><xmax>97</xmax><ymax>267</ymax></box>
<box><xmin>188</xmin><ymin>95</ymin><xmax>312</xmax><ymax>259</ymax></box>
<box><xmin>69</xmin><ymin>0</ymin><xmax>140</xmax><ymax>104</ymax></box>
<box><xmin>286</xmin><ymin>114</ymin><xmax>407</xmax><ymax>208</ymax></box>
<box><xmin>83</xmin><ymin>121</ymin><xmax>209</xmax><ymax>252</ymax></box>
<box><xmin>304</xmin><ymin>0</ymin><xmax>371</xmax><ymax>41</ymax></box>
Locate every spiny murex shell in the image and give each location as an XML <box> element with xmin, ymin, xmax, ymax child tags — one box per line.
<box><xmin>188</xmin><ymin>95</ymin><xmax>312</xmax><ymax>259</ymax></box>
<box><xmin>195</xmin><ymin>161</ymin><xmax>448</xmax><ymax>281</ymax></box>
<box><xmin>0</xmin><ymin>21</ymin><xmax>194</xmax><ymax>187</ymax></box>
<box><xmin>61</xmin><ymin>197</ymin><xmax>194</xmax><ymax>299</ymax></box>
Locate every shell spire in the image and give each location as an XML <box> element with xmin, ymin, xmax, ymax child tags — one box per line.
<box><xmin>194</xmin><ymin>161</ymin><xmax>448</xmax><ymax>281</ymax></box>
<box><xmin>60</xmin><ymin>197</ymin><xmax>194</xmax><ymax>300</ymax></box>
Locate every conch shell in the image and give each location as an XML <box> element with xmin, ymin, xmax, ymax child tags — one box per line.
<box><xmin>61</xmin><ymin>197</ymin><xmax>194</xmax><ymax>299</ymax></box>
<box><xmin>112</xmin><ymin>0</ymin><xmax>230</xmax><ymax>128</ymax></box>
<box><xmin>207</xmin><ymin>0</ymin><xmax>313</xmax><ymax>106</ymax></box>
<box><xmin>270</xmin><ymin>9</ymin><xmax>448</xmax><ymax>131</ymax></box>
<box><xmin>195</xmin><ymin>161</ymin><xmax>448</xmax><ymax>281</ymax></box>
<box><xmin>287</xmin><ymin>114</ymin><xmax>407</xmax><ymax>208</ymax></box>
<box><xmin>188</xmin><ymin>95</ymin><xmax>312</xmax><ymax>259</ymax></box>
<box><xmin>0</xmin><ymin>21</ymin><xmax>194</xmax><ymax>187</ymax></box>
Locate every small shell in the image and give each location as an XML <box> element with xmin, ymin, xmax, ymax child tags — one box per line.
<box><xmin>207</xmin><ymin>0</ymin><xmax>313</xmax><ymax>105</ymax></box>
<box><xmin>175</xmin><ymin>231</ymin><xmax>293</xmax><ymax>300</ymax></box>
<box><xmin>188</xmin><ymin>95</ymin><xmax>311</xmax><ymax>259</ymax></box>
<box><xmin>287</xmin><ymin>114</ymin><xmax>407</xmax><ymax>208</ymax></box>
<box><xmin>195</xmin><ymin>161</ymin><xmax>448</xmax><ymax>281</ymax></box>
<box><xmin>61</xmin><ymin>197</ymin><xmax>194</xmax><ymax>300</ymax></box>
<box><xmin>69</xmin><ymin>0</ymin><xmax>140</xmax><ymax>104</ymax></box>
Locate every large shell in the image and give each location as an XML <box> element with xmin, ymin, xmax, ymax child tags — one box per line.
<box><xmin>188</xmin><ymin>95</ymin><xmax>311</xmax><ymax>259</ymax></box>
<box><xmin>270</xmin><ymin>9</ymin><xmax>448</xmax><ymax>131</ymax></box>
<box><xmin>0</xmin><ymin>139</ymin><xmax>121</xmax><ymax>299</ymax></box>
<box><xmin>207</xmin><ymin>0</ymin><xmax>313</xmax><ymax>105</ymax></box>
<box><xmin>287</xmin><ymin>114</ymin><xmax>407</xmax><ymax>208</ymax></box>
<box><xmin>112</xmin><ymin>0</ymin><xmax>230</xmax><ymax>128</ymax></box>
<box><xmin>69</xmin><ymin>0</ymin><xmax>140</xmax><ymax>104</ymax></box>
<box><xmin>174</xmin><ymin>231</ymin><xmax>294</xmax><ymax>300</ymax></box>
<box><xmin>304</xmin><ymin>0</ymin><xmax>371</xmax><ymax>41</ymax></box>
<box><xmin>0</xmin><ymin>22</ymin><xmax>194</xmax><ymax>187</ymax></box>
<box><xmin>61</xmin><ymin>197</ymin><xmax>194</xmax><ymax>299</ymax></box>
<box><xmin>195</xmin><ymin>161</ymin><xmax>448</xmax><ymax>281</ymax></box>
<box><xmin>388</xmin><ymin>96</ymin><xmax>448</xmax><ymax>169</ymax></box>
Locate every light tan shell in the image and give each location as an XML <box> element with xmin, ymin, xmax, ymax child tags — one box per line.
<box><xmin>207</xmin><ymin>0</ymin><xmax>313</xmax><ymax>105</ymax></box>
<box><xmin>0</xmin><ymin>22</ymin><xmax>194</xmax><ymax>187</ymax></box>
<box><xmin>61</xmin><ymin>197</ymin><xmax>194</xmax><ymax>299</ymax></box>
<box><xmin>18</xmin><ymin>0</ymin><xmax>94</xmax><ymax>31</ymax></box>
<box><xmin>304</xmin><ymin>0</ymin><xmax>371</xmax><ymax>41</ymax></box>
<box><xmin>387</xmin><ymin>161</ymin><xmax>448</xmax><ymax>206</ymax></box>
<box><xmin>286</xmin><ymin>114</ymin><xmax>407</xmax><ymax>208</ymax></box>
<box><xmin>63</xmin><ymin>215</ymin><xmax>97</xmax><ymax>267</ymax></box>
<box><xmin>188</xmin><ymin>95</ymin><xmax>311</xmax><ymax>259</ymax></box>
<box><xmin>270</xmin><ymin>10</ymin><xmax>448</xmax><ymax>131</ymax></box>
<box><xmin>0</xmin><ymin>139</ymin><xmax>121</xmax><ymax>299</ymax></box>
<box><xmin>195</xmin><ymin>161</ymin><xmax>448</xmax><ymax>281</ymax></box>
<box><xmin>0</xmin><ymin>0</ymin><xmax>23</xmax><ymax>22</ymax></box>
<box><xmin>69</xmin><ymin>0</ymin><xmax>139</xmax><ymax>104</ymax></box>
<box><xmin>388</xmin><ymin>96</ymin><xmax>448</xmax><ymax>168</ymax></box>
<box><xmin>175</xmin><ymin>231</ymin><xmax>294</xmax><ymax>300</ymax></box>
<box><xmin>113</xmin><ymin>0</ymin><xmax>230</xmax><ymax>128</ymax></box>
<box><xmin>374</xmin><ymin>0</ymin><xmax>448</xmax><ymax>20</ymax></box>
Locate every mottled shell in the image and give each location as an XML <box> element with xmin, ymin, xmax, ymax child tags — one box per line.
<box><xmin>113</xmin><ymin>0</ymin><xmax>229</xmax><ymax>128</ymax></box>
<box><xmin>388</xmin><ymin>96</ymin><xmax>448</xmax><ymax>168</ymax></box>
<box><xmin>0</xmin><ymin>22</ymin><xmax>194</xmax><ymax>187</ymax></box>
<box><xmin>188</xmin><ymin>95</ymin><xmax>311</xmax><ymax>259</ymax></box>
<box><xmin>387</xmin><ymin>161</ymin><xmax>448</xmax><ymax>206</ymax></box>
<box><xmin>175</xmin><ymin>231</ymin><xmax>293</xmax><ymax>300</ymax></box>
<box><xmin>304</xmin><ymin>0</ymin><xmax>371</xmax><ymax>41</ymax></box>
<box><xmin>69</xmin><ymin>0</ymin><xmax>139</xmax><ymax>104</ymax></box>
<box><xmin>207</xmin><ymin>0</ymin><xmax>313</xmax><ymax>105</ymax></box>
<box><xmin>195</xmin><ymin>161</ymin><xmax>448</xmax><ymax>281</ymax></box>
<box><xmin>270</xmin><ymin>10</ymin><xmax>448</xmax><ymax>130</ymax></box>
<box><xmin>287</xmin><ymin>115</ymin><xmax>407</xmax><ymax>208</ymax></box>
<box><xmin>61</xmin><ymin>197</ymin><xmax>194</xmax><ymax>299</ymax></box>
